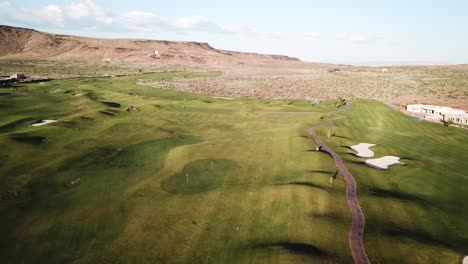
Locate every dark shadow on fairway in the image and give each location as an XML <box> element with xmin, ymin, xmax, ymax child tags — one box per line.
<box><xmin>334</xmin><ymin>135</ymin><xmax>352</xmax><ymax>139</ymax></box>
<box><xmin>367</xmin><ymin>187</ymin><xmax>434</xmax><ymax>207</ymax></box>
<box><xmin>348</xmin><ymin>160</ymin><xmax>366</xmax><ymax>165</ymax></box>
<box><xmin>251</xmin><ymin>242</ymin><xmax>330</xmax><ymax>257</ymax></box>
<box><xmin>10</xmin><ymin>135</ymin><xmax>46</xmax><ymax>144</ymax></box>
<box><xmin>306</xmin><ymin>170</ymin><xmax>334</xmax><ymax>175</ymax></box>
<box><xmin>0</xmin><ymin>118</ymin><xmax>37</xmax><ymax>133</ymax></box>
<box><xmin>99</xmin><ymin>108</ymin><xmax>120</xmax><ymax>116</ymax></box>
<box><xmin>274</xmin><ymin>182</ymin><xmax>328</xmax><ymax>190</ymax></box>
<box><xmin>99</xmin><ymin>110</ymin><xmax>115</xmax><ymax>116</ymax></box>
<box><xmin>384</xmin><ymin>226</ymin><xmax>465</xmax><ymax>252</ymax></box>
<box><xmin>345</xmin><ymin>153</ymin><xmax>360</xmax><ymax>157</ymax></box>
<box><xmin>101</xmin><ymin>101</ymin><xmax>121</xmax><ymax>108</ymax></box>
<box><xmin>304</xmin><ymin>150</ymin><xmax>333</xmax><ymax>158</ymax></box>
<box><xmin>400</xmin><ymin>157</ymin><xmax>417</xmax><ymax>161</ymax></box>
<box><xmin>319</xmin><ymin>149</ymin><xmax>333</xmax><ymax>158</ymax></box>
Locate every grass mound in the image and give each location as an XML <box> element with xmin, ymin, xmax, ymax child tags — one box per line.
<box><xmin>64</xmin><ymin>138</ymin><xmax>105</xmax><ymax>150</ymax></box>
<box><xmin>107</xmin><ymin>122</ymin><xmax>152</xmax><ymax>133</ymax></box>
<box><xmin>161</xmin><ymin>159</ymin><xmax>238</xmax><ymax>194</ymax></box>
<box><xmin>110</xmin><ymin>137</ymin><xmax>198</xmax><ymax>168</ymax></box>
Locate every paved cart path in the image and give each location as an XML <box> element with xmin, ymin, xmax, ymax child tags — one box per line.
<box><xmin>308</xmin><ymin>102</ymin><xmax>370</xmax><ymax>264</ymax></box>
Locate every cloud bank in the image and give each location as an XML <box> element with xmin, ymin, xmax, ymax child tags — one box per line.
<box><xmin>0</xmin><ymin>0</ymin><xmax>401</xmax><ymax>45</ymax></box>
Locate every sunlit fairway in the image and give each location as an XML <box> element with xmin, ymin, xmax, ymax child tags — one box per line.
<box><xmin>317</xmin><ymin>100</ymin><xmax>468</xmax><ymax>263</ymax></box>
<box><xmin>0</xmin><ymin>73</ymin><xmax>466</xmax><ymax>263</ymax></box>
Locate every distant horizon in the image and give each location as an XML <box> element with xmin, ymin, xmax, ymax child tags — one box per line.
<box><xmin>1</xmin><ymin>1</ymin><xmax>467</xmax><ymax>66</ymax></box>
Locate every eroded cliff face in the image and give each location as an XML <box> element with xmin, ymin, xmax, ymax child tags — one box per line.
<box><xmin>0</xmin><ymin>25</ymin><xmax>301</xmax><ymax>66</ymax></box>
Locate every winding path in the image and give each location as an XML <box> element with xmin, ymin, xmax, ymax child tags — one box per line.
<box><xmin>308</xmin><ymin>102</ymin><xmax>370</xmax><ymax>264</ymax></box>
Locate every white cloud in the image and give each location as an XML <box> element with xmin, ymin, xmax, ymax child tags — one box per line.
<box><xmin>0</xmin><ymin>1</ymin><xmax>11</xmax><ymax>8</ymax></box>
<box><xmin>67</xmin><ymin>2</ymin><xmax>91</xmax><ymax>19</ymax></box>
<box><xmin>174</xmin><ymin>15</ymin><xmax>207</xmax><ymax>30</ymax></box>
<box><xmin>0</xmin><ymin>0</ymin><xmax>399</xmax><ymax>46</ymax></box>
<box><xmin>348</xmin><ymin>35</ymin><xmax>373</xmax><ymax>43</ymax></box>
<box><xmin>42</xmin><ymin>5</ymin><xmax>64</xmax><ymax>27</ymax></box>
<box><xmin>173</xmin><ymin>15</ymin><xmax>233</xmax><ymax>34</ymax></box>
<box><xmin>66</xmin><ymin>0</ymin><xmax>113</xmax><ymax>24</ymax></box>
<box><xmin>4</xmin><ymin>4</ymin><xmax>65</xmax><ymax>27</ymax></box>
<box><xmin>121</xmin><ymin>11</ymin><xmax>165</xmax><ymax>31</ymax></box>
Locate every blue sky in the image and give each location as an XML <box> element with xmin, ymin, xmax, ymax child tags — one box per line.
<box><xmin>1</xmin><ymin>0</ymin><xmax>467</xmax><ymax>65</ymax></box>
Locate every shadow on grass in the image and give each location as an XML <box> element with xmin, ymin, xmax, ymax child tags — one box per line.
<box><xmin>348</xmin><ymin>160</ymin><xmax>366</xmax><ymax>165</ymax></box>
<box><xmin>400</xmin><ymin>157</ymin><xmax>418</xmax><ymax>161</ymax></box>
<box><xmin>10</xmin><ymin>134</ymin><xmax>46</xmax><ymax>144</ymax></box>
<box><xmin>304</xmin><ymin>149</ymin><xmax>333</xmax><ymax>158</ymax></box>
<box><xmin>99</xmin><ymin>108</ymin><xmax>120</xmax><ymax>116</ymax></box>
<box><xmin>251</xmin><ymin>242</ymin><xmax>330</xmax><ymax>257</ymax></box>
<box><xmin>385</xmin><ymin>226</ymin><xmax>466</xmax><ymax>252</ymax></box>
<box><xmin>101</xmin><ymin>101</ymin><xmax>121</xmax><ymax>108</ymax></box>
<box><xmin>0</xmin><ymin>117</ymin><xmax>37</xmax><ymax>133</ymax></box>
<box><xmin>334</xmin><ymin>135</ymin><xmax>352</xmax><ymax>139</ymax></box>
<box><xmin>306</xmin><ymin>170</ymin><xmax>334</xmax><ymax>175</ymax></box>
<box><xmin>99</xmin><ymin>110</ymin><xmax>115</xmax><ymax>116</ymax></box>
<box><xmin>367</xmin><ymin>187</ymin><xmax>434</xmax><ymax>208</ymax></box>
<box><xmin>273</xmin><ymin>182</ymin><xmax>328</xmax><ymax>190</ymax></box>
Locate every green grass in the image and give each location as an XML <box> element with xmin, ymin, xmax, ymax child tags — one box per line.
<box><xmin>161</xmin><ymin>159</ymin><xmax>239</xmax><ymax>194</ymax></box>
<box><xmin>0</xmin><ymin>72</ymin><xmax>466</xmax><ymax>263</ymax></box>
<box><xmin>320</xmin><ymin>100</ymin><xmax>468</xmax><ymax>263</ymax></box>
<box><xmin>0</xmin><ymin>72</ymin><xmax>351</xmax><ymax>264</ymax></box>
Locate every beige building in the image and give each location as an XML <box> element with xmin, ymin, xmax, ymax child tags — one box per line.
<box><xmin>406</xmin><ymin>104</ymin><xmax>467</xmax><ymax>125</ymax></box>
<box><xmin>444</xmin><ymin>113</ymin><xmax>468</xmax><ymax>126</ymax></box>
<box><xmin>406</xmin><ymin>104</ymin><xmax>465</xmax><ymax>116</ymax></box>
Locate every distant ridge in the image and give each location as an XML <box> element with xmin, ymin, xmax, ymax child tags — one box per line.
<box><xmin>0</xmin><ymin>25</ymin><xmax>301</xmax><ymax>65</ymax></box>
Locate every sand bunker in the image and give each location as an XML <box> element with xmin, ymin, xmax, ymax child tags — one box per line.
<box><xmin>350</xmin><ymin>143</ymin><xmax>376</xmax><ymax>158</ymax></box>
<box><xmin>463</xmin><ymin>256</ymin><xmax>468</xmax><ymax>264</ymax></box>
<box><xmin>213</xmin><ymin>96</ymin><xmax>235</xmax><ymax>100</ymax></box>
<box><xmin>365</xmin><ymin>156</ymin><xmax>405</xmax><ymax>170</ymax></box>
<box><xmin>31</xmin><ymin>120</ymin><xmax>57</xmax><ymax>127</ymax></box>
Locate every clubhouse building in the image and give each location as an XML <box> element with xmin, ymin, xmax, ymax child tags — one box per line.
<box><xmin>406</xmin><ymin>104</ymin><xmax>468</xmax><ymax>125</ymax></box>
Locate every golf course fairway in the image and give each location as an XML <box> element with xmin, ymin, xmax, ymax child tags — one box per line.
<box><xmin>0</xmin><ymin>72</ymin><xmax>467</xmax><ymax>264</ymax></box>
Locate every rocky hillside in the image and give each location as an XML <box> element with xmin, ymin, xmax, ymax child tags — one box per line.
<box><xmin>0</xmin><ymin>25</ymin><xmax>301</xmax><ymax>66</ymax></box>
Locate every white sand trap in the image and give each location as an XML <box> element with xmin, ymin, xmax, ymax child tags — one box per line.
<box><xmin>365</xmin><ymin>156</ymin><xmax>405</xmax><ymax>170</ymax></box>
<box><xmin>463</xmin><ymin>256</ymin><xmax>468</xmax><ymax>264</ymax></box>
<box><xmin>350</xmin><ymin>143</ymin><xmax>376</xmax><ymax>158</ymax></box>
<box><xmin>213</xmin><ymin>96</ymin><xmax>235</xmax><ymax>100</ymax></box>
<box><xmin>31</xmin><ymin>120</ymin><xmax>57</xmax><ymax>127</ymax></box>
<box><xmin>73</xmin><ymin>93</ymin><xmax>82</xmax><ymax>96</ymax></box>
